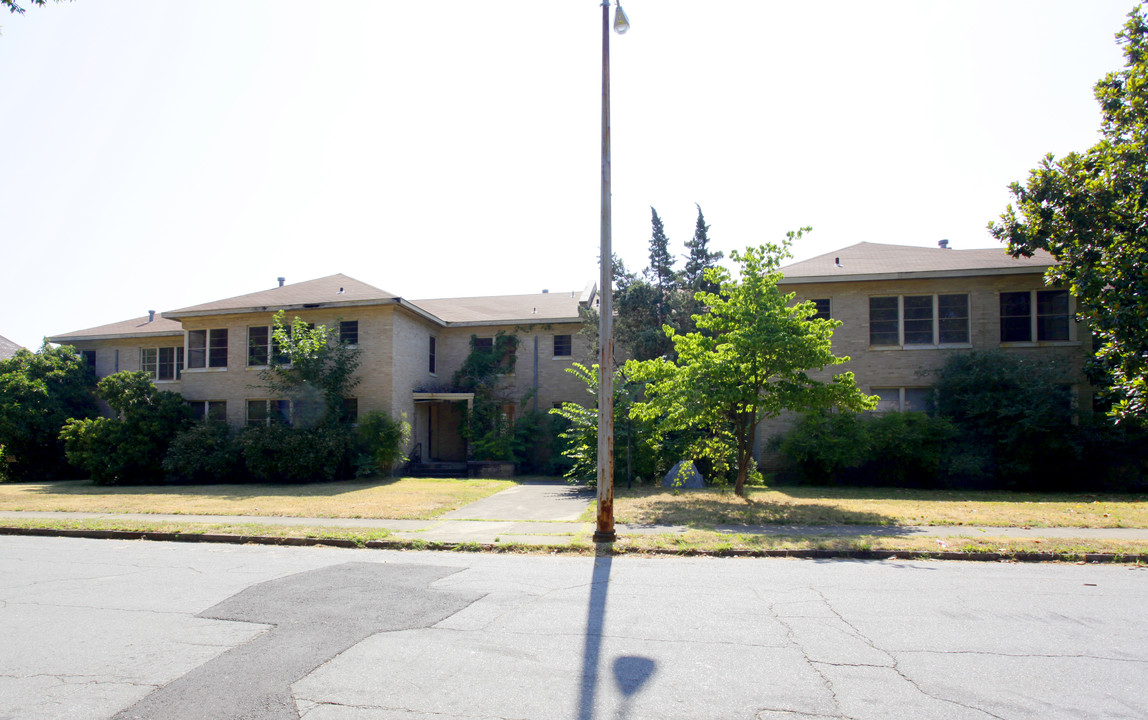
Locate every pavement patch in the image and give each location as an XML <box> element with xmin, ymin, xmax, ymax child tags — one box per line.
<box><xmin>111</xmin><ymin>562</ymin><xmax>482</xmax><ymax>720</ymax></box>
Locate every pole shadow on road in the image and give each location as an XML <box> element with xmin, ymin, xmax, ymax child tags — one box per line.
<box><xmin>577</xmin><ymin>545</ymin><xmax>658</xmax><ymax>720</ymax></box>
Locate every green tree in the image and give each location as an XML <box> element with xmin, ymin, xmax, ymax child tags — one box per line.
<box><xmin>260</xmin><ymin>311</ymin><xmax>362</xmax><ymax>428</ymax></box>
<box><xmin>682</xmin><ymin>204</ymin><xmax>723</xmax><ymax>294</ymax></box>
<box><xmin>0</xmin><ymin>342</ymin><xmax>97</xmax><ymax>481</ymax></box>
<box><xmin>60</xmin><ymin>371</ymin><xmax>194</xmax><ymax>485</ymax></box>
<box><xmin>644</xmin><ymin>207</ymin><xmax>677</xmax><ymax>295</ymax></box>
<box><xmin>989</xmin><ymin>6</ymin><xmax>1148</xmax><ymax>422</ymax></box>
<box><xmin>628</xmin><ymin>230</ymin><xmax>875</xmax><ymax>495</ymax></box>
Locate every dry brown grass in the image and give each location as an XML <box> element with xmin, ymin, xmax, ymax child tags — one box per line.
<box><xmin>0</xmin><ymin>477</ymin><xmax>515</xmax><ymax>520</ymax></box>
<box><xmin>606</xmin><ymin>486</ymin><xmax>1148</xmax><ymax>528</ymax></box>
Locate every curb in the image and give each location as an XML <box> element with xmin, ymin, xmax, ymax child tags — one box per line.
<box><xmin>2</xmin><ymin>526</ymin><xmax>1145</xmax><ymax>564</ymax></box>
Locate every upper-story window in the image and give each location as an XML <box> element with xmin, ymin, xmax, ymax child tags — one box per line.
<box><xmin>869</xmin><ymin>294</ymin><xmax>969</xmax><ymax>347</ymax></box>
<box><xmin>810</xmin><ymin>299</ymin><xmax>831</xmax><ymax>320</ymax></box>
<box><xmin>188</xmin><ymin>329</ymin><xmax>228</xmax><ymax>368</ymax></box>
<box><xmin>429</xmin><ymin>336</ymin><xmax>437</xmax><ymax>374</ymax></box>
<box><xmin>80</xmin><ymin>350</ymin><xmax>97</xmax><ymax>371</ymax></box>
<box><xmin>247</xmin><ymin>326</ymin><xmax>286</xmax><ymax>367</ymax></box>
<box><xmin>141</xmin><ymin>347</ymin><xmax>184</xmax><ymax>381</ymax></box>
<box><xmin>553</xmin><ymin>334</ymin><xmax>572</xmax><ymax>357</ymax></box>
<box><xmin>1000</xmin><ymin>290</ymin><xmax>1070</xmax><ymax>343</ymax></box>
<box><xmin>340</xmin><ymin>321</ymin><xmax>359</xmax><ymax>345</ymax></box>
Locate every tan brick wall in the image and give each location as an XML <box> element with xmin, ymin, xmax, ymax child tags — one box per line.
<box><xmin>756</xmin><ymin>272</ymin><xmax>1093</xmax><ymax>463</ymax></box>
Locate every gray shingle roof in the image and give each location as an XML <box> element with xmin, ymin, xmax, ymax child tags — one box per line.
<box><xmin>411</xmin><ymin>291</ymin><xmax>584</xmax><ymax>325</ymax></box>
<box><xmin>49</xmin><ymin>315</ymin><xmax>184</xmax><ymax>342</ymax></box>
<box><xmin>164</xmin><ymin>274</ymin><xmax>396</xmax><ymax>317</ymax></box>
<box><xmin>779</xmin><ymin>242</ymin><xmax>1056</xmax><ymax>282</ymax></box>
<box><xmin>0</xmin><ymin>334</ymin><xmax>22</xmax><ymax>360</ymax></box>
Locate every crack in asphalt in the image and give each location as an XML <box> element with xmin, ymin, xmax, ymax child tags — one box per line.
<box><xmin>893</xmin><ymin>649</ymin><xmax>1148</xmax><ymax>664</ymax></box>
<box><xmin>810</xmin><ymin>588</ymin><xmax>1008</xmax><ymax>720</ymax></box>
<box><xmin>0</xmin><ymin>672</ymin><xmax>162</xmax><ymax>689</ymax></box>
<box><xmin>766</xmin><ymin>595</ymin><xmax>849</xmax><ymax>720</ymax></box>
<box><xmin>296</xmin><ymin>697</ymin><xmax>532</xmax><ymax>720</ymax></box>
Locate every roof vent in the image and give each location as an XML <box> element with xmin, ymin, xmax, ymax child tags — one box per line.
<box><xmin>532</xmin><ymin>307</ymin><xmax>537</xmax><ymax>314</ymax></box>
<box><xmin>148</xmin><ymin>310</ymin><xmax>155</xmax><ymax>323</ymax></box>
<box><xmin>938</xmin><ymin>239</ymin><xmax>950</xmax><ymax>249</ymax></box>
<box><xmin>277</xmin><ymin>277</ymin><xmax>285</xmax><ymax>287</ymax></box>
<box><xmin>542</xmin><ymin>289</ymin><xmax>549</xmax><ymax>294</ymax></box>
<box><xmin>337</xmin><ymin>287</ymin><xmax>345</xmax><ymax>294</ymax></box>
<box><xmin>834</xmin><ymin>257</ymin><xmax>843</xmax><ymax>268</ymax></box>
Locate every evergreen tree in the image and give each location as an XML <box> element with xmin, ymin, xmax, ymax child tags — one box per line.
<box><xmin>644</xmin><ymin>207</ymin><xmax>676</xmax><ymax>294</ymax></box>
<box><xmin>682</xmin><ymin>204</ymin><xmax>724</xmax><ymax>294</ymax></box>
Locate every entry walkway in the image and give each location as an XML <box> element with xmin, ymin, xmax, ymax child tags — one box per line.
<box><xmin>2</xmin><ymin>478</ymin><xmax>1147</xmax><ymax>545</ymax></box>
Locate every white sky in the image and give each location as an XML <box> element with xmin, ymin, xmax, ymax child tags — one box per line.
<box><xmin>0</xmin><ymin>0</ymin><xmax>1135</xmax><ymax>350</ymax></box>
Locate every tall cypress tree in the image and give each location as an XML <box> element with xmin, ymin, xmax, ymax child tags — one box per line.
<box><xmin>644</xmin><ymin>207</ymin><xmax>676</xmax><ymax>294</ymax></box>
<box><xmin>683</xmin><ymin>204</ymin><xmax>723</xmax><ymax>293</ymax></box>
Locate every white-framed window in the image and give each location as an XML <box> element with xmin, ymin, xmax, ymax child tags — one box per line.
<box><xmin>1000</xmin><ymin>289</ymin><xmax>1070</xmax><ymax>343</ymax></box>
<box><xmin>869</xmin><ymin>294</ymin><xmax>969</xmax><ymax>347</ymax></box>
<box><xmin>553</xmin><ymin>334</ymin><xmax>572</xmax><ymax>357</ymax></box>
<box><xmin>247</xmin><ymin>326</ymin><xmax>287</xmax><ymax>367</ymax></box>
<box><xmin>188</xmin><ymin>329</ymin><xmax>228</xmax><ymax>368</ymax></box>
<box><xmin>141</xmin><ymin>347</ymin><xmax>184</xmax><ymax>381</ymax></box>
<box><xmin>187</xmin><ymin>400</ymin><xmax>227</xmax><ymax>422</ymax></box>
<box><xmin>871</xmin><ymin>387</ymin><xmax>932</xmax><ymax>413</ymax></box>
<box><xmin>246</xmin><ymin>399</ymin><xmax>291</xmax><ymax>427</ymax></box>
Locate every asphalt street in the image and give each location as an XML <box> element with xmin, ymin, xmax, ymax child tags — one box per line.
<box><xmin>1</xmin><ymin>535</ymin><xmax>1146</xmax><ymax>720</ymax></box>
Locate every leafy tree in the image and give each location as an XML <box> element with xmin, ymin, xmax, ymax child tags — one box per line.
<box><xmin>260</xmin><ymin>311</ymin><xmax>362</xmax><ymax>428</ymax></box>
<box><xmin>60</xmin><ymin>372</ymin><xmax>194</xmax><ymax>485</ymax></box>
<box><xmin>682</xmin><ymin>204</ymin><xmax>723</xmax><ymax>294</ymax></box>
<box><xmin>989</xmin><ymin>6</ymin><xmax>1148</xmax><ymax>422</ymax></box>
<box><xmin>550</xmin><ymin>362</ymin><xmax>660</xmax><ymax>486</ymax></box>
<box><xmin>627</xmin><ymin>230</ymin><xmax>875</xmax><ymax>495</ymax></box>
<box><xmin>356</xmin><ymin>410</ymin><xmax>411</xmax><ymax>476</ymax></box>
<box><xmin>0</xmin><ymin>342</ymin><xmax>97</xmax><ymax>481</ymax></box>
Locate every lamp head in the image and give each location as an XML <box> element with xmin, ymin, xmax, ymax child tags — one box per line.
<box><xmin>613</xmin><ymin>2</ymin><xmax>630</xmax><ymax>34</ymax></box>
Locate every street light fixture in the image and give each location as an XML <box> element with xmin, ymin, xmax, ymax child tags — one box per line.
<box><xmin>595</xmin><ymin>0</ymin><xmax>628</xmax><ymax>544</ymax></box>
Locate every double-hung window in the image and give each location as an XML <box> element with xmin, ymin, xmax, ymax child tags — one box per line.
<box><xmin>1000</xmin><ymin>290</ymin><xmax>1070</xmax><ymax>343</ymax></box>
<box><xmin>869</xmin><ymin>294</ymin><xmax>969</xmax><ymax>347</ymax></box>
<box><xmin>553</xmin><ymin>334</ymin><xmax>572</xmax><ymax>357</ymax></box>
<box><xmin>872</xmin><ymin>387</ymin><xmax>933</xmax><ymax>413</ymax></box>
<box><xmin>247</xmin><ymin>399</ymin><xmax>290</xmax><ymax>427</ymax></box>
<box><xmin>188</xmin><ymin>329</ymin><xmax>228</xmax><ymax>369</ymax></box>
<box><xmin>247</xmin><ymin>326</ymin><xmax>287</xmax><ymax>366</ymax></box>
<box><xmin>141</xmin><ymin>347</ymin><xmax>184</xmax><ymax>381</ymax></box>
<box><xmin>340</xmin><ymin>321</ymin><xmax>359</xmax><ymax>346</ymax></box>
<box><xmin>810</xmin><ymin>299</ymin><xmax>831</xmax><ymax>320</ymax></box>
<box><xmin>188</xmin><ymin>400</ymin><xmax>227</xmax><ymax>422</ymax></box>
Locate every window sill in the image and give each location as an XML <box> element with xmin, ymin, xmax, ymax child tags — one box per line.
<box><xmin>183</xmin><ymin>367</ymin><xmax>229</xmax><ymax>373</ymax></box>
<box><xmin>869</xmin><ymin>344</ymin><xmax>972</xmax><ymax>351</ymax></box>
<box><xmin>552</xmin><ymin>355</ymin><xmax>573</xmax><ymax>360</ymax></box>
<box><xmin>999</xmin><ymin>341</ymin><xmax>1081</xmax><ymax>348</ymax></box>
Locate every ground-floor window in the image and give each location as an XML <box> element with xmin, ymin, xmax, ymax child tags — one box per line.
<box><xmin>187</xmin><ymin>400</ymin><xmax>227</xmax><ymax>422</ymax></box>
<box><xmin>247</xmin><ymin>399</ymin><xmax>290</xmax><ymax>426</ymax></box>
<box><xmin>871</xmin><ymin>386</ymin><xmax>932</xmax><ymax>413</ymax></box>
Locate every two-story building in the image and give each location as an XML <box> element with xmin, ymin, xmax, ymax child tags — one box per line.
<box><xmin>49</xmin><ymin>274</ymin><xmax>596</xmax><ymax>465</ymax></box>
<box><xmin>757</xmin><ymin>241</ymin><xmax>1091</xmax><ymax>459</ymax></box>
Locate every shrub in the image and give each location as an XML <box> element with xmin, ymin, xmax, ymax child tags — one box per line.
<box><xmin>238</xmin><ymin>423</ymin><xmax>357</xmax><ymax>483</ymax></box>
<box><xmin>163</xmin><ymin>422</ymin><xmax>242</xmax><ymax>484</ymax></box>
<box><xmin>356</xmin><ymin>411</ymin><xmax>410</xmax><ymax>476</ymax></box>
<box><xmin>60</xmin><ymin>372</ymin><xmax>194</xmax><ymax>485</ymax></box>
<box><xmin>775</xmin><ymin>410</ymin><xmax>958</xmax><ymax>488</ymax></box>
<box><xmin>931</xmin><ymin>351</ymin><xmax>1078</xmax><ymax>488</ymax></box>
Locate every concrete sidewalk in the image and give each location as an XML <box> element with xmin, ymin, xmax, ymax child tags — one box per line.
<box><xmin>2</xmin><ymin>478</ymin><xmax>1147</xmax><ymax>545</ymax></box>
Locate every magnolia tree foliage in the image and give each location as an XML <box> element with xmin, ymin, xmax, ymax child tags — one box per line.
<box><xmin>0</xmin><ymin>342</ymin><xmax>97</xmax><ymax>480</ymax></box>
<box><xmin>627</xmin><ymin>230</ymin><xmax>875</xmax><ymax>495</ymax></box>
<box><xmin>990</xmin><ymin>6</ymin><xmax>1148</xmax><ymax>422</ymax></box>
